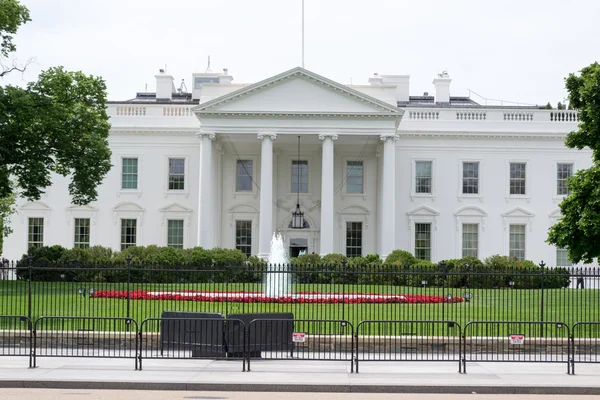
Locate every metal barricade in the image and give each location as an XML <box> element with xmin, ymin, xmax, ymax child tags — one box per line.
<box><xmin>355</xmin><ymin>320</ymin><xmax>462</xmax><ymax>373</ymax></box>
<box><xmin>246</xmin><ymin>319</ymin><xmax>354</xmax><ymax>372</ymax></box>
<box><xmin>139</xmin><ymin>317</ymin><xmax>245</xmax><ymax>371</ymax></box>
<box><xmin>571</xmin><ymin>322</ymin><xmax>600</xmax><ymax>374</ymax></box>
<box><xmin>463</xmin><ymin>321</ymin><xmax>571</xmax><ymax>374</ymax></box>
<box><xmin>0</xmin><ymin>315</ymin><xmax>33</xmax><ymax>367</ymax></box>
<box><xmin>33</xmin><ymin>316</ymin><xmax>138</xmax><ymax>369</ymax></box>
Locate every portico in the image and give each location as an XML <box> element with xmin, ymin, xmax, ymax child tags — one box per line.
<box><xmin>193</xmin><ymin>67</ymin><xmax>404</xmax><ymax>259</ymax></box>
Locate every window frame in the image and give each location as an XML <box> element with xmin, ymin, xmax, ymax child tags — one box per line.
<box><xmin>414</xmin><ymin>222</ymin><xmax>432</xmax><ymax>261</ymax></box>
<box><xmin>291</xmin><ymin>159</ymin><xmax>309</xmax><ymax>194</ymax></box>
<box><xmin>73</xmin><ymin>218</ymin><xmax>91</xmax><ymax>249</ymax></box>
<box><xmin>556</xmin><ymin>247</ymin><xmax>573</xmax><ymax>267</ymax></box>
<box><xmin>411</xmin><ymin>158</ymin><xmax>436</xmax><ymax>200</ymax></box>
<box><xmin>235</xmin><ymin>220</ymin><xmax>253</xmax><ymax>257</ymax></box>
<box><xmin>505</xmin><ymin>159</ymin><xmax>530</xmax><ymax>201</ymax></box>
<box><xmin>27</xmin><ymin>217</ymin><xmax>44</xmax><ymax>249</ymax></box>
<box><xmin>166</xmin><ymin>219</ymin><xmax>185</xmax><ymax>249</ymax></box>
<box><xmin>120</xmin><ymin>218</ymin><xmax>138</xmax><ymax>251</ymax></box>
<box><xmin>167</xmin><ymin>157</ymin><xmax>186</xmax><ymax>191</ymax></box>
<box><xmin>345</xmin><ymin>221</ymin><xmax>363</xmax><ymax>257</ymax></box>
<box><xmin>461</xmin><ymin>223</ymin><xmax>479</xmax><ymax>258</ymax></box>
<box><xmin>458</xmin><ymin>159</ymin><xmax>483</xmax><ymax>200</ymax></box>
<box><xmin>284</xmin><ymin>153</ymin><xmax>314</xmax><ymax>196</ymax></box>
<box><xmin>121</xmin><ymin>156</ymin><xmax>140</xmax><ymax>191</ymax></box>
<box><xmin>454</xmin><ymin>206</ymin><xmax>487</xmax><ymax>259</ymax></box>
<box><xmin>345</xmin><ymin>160</ymin><xmax>365</xmax><ymax>195</ymax></box>
<box><xmin>236</xmin><ymin>159</ymin><xmax>254</xmax><ymax>193</ymax></box>
<box><xmin>556</xmin><ymin>162</ymin><xmax>574</xmax><ymax>197</ymax></box>
<box><xmin>508</xmin><ymin>224</ymin><xmax>526</xmax><ymax>261</ymax></box>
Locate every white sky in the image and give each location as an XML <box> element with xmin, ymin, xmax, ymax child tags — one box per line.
<box><xmin>2</xmin><ymin>0</ymin><xmax>599</xmax><ymax>106</ymax></box>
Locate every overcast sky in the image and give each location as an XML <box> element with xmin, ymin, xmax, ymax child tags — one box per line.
<box><xmin>2</xmin><ymin>0</ymin><xmax>599</xmax><ymax>106</ymax></box>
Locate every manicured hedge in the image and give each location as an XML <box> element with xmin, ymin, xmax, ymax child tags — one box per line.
<box><xmin>18</xmin><ymin>246</ymin><xmax>571</xmax><ymax>289</ymax></box>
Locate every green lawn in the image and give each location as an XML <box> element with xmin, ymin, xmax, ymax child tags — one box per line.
<box><xmin>1</xmin><ymin>280</ymin><xmax>599</xmax><ymax>336</ymax></box>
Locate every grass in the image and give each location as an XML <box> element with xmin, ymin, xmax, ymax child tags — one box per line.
<box><xmin>1</xmin><ymin>280</ymin><xmax>599</xmax><ymax>336</ymax></box>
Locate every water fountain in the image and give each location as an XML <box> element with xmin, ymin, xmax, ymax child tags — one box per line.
<box><xmin>264</xmin><ymin>233</ymin><xmax>291</xmax><ymax>298</ymax></box>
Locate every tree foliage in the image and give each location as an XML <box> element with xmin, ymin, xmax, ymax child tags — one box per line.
<box><xmin>0</xmin><ymin>0</ymin><xmax>29</xmax><ymax>58</ymax></box>
<box><xmin>547</xmin><ymin>62</ymin><xmax>600</xmax><ymax>263</ymax></box>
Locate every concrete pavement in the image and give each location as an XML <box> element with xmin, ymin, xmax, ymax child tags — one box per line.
<box><xmin>0</xmin><ymin>356</ymin><xmax>600</xmax><ymax>394</ymax></box>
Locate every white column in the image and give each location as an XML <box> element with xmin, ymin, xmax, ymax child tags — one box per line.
<box><xmin>197</xmin><ymin>132</ymin><xmax>215</xmax><ymax>248</ymax></box>
<box><xmin>258</xmin><ymin>133</ymin><xmax>277</xmax><ymax>259</ymax></box>
<box><xmin>380</xmin><ymin>134</ymin><xmax>398</xmax><ymax>259</ymax></box>
<box><xmin>319</xmin><ymin>133</ymin><xmax>337</xmax><ymax>256</ymax></box>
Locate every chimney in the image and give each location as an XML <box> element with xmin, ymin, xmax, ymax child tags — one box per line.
<box><xmin>155</xmin><ymin>70</ymin><xmax>175</xmax><ymax>100</ymax></box>
<box><xmin>368</xmin><ymin>72</ymin><xmax>383</xmax><ymax>86</ymax></box>
<box><xmin>219</xmin><ymin>68</ymin><xmax>233</xmax><ymax>84</ymax></box>
<box><xmin>432</xmin><ymin>71</ymin><xmax>451</xmax><ymax>104</ymax></box>
<box><xmin>381</xmin><ymin>75</ymin><xmax>410</xmax><ymax>103</ymax></box>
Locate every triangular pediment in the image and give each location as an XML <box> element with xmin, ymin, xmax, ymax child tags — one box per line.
<box><xmin>549</xmin><ymin>208</ymin><xmax>562</xmax><ymax>219</ymax></box>
<box><xmin>66</xmin><ymin>204</ymin><xmax>97</xmax><ymax>212</ymax></box>
<box><xmin>20</xmin><ymin>201</ymin><xmax>51</xmax><ymax>211</ymax></box>
<box><xmin>194</xmin><ymin>67</ymin><xmax>402</xmax><ymax>115</ymax></box>
<box><xmin>407</xmin><ymin>205</ymin><xmax>440</xmax><ymax>217</ymax></box>
<box><xmin>160</xmin><ymin>203</ymin><xmax>193</xmax><ymax>213</ymax></box>
<box><xmin>501</xmin><ymin>207</ymin><xmax>535</xmax><ymax>218</ymax></box>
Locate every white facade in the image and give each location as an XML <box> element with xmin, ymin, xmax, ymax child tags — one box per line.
<box><xmin>4</xmin><ymin>67</ymin><xmax>591</xmax><ymax>266</ymax></box>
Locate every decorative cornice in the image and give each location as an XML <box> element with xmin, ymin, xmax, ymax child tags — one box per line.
<box><xmin>110</xmin><ymin>130</ymin><xmax>198</xmax><ymax>137</ymax></box>
<box><xmin>318</xmin><ymin>133</ymin><xmax>338</xmax><ymax>141</ymax></box>
<box><xmin>257</xmin><ymin>133</ymin><xmax>278</xmax><ymax>141</ymax></box>
<box><xmin>195</xmin><ymin>111</ymin><xmax>399</xmax><ymax>119</ymax></box>
<box><xmin>399</xmin><ymin>131</ymin><xmax>567</xmax><ymax>140</ymax></box>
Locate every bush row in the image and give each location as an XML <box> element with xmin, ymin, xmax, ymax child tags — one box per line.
<box><xmin>17</xmin><ymin>246</ymin><xmax>571</xmax><ymax>289</ymax></box>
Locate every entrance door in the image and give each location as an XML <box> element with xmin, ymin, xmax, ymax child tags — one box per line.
<box><xmin>289</xmin><ymin>238</ymin><xmax>308</xmax><ymax>258</ymax></box>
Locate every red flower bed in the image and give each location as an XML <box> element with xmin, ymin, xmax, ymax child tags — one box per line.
<box><xmin>90</xmin><ymin>290</ymin><xmax>464</xmax><ymax>304</ymax></box>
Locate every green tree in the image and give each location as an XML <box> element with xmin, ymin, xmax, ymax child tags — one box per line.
<box><xmin>547</xmin><ymin>62</ymin><xmax>600</xmax><ymax>263</ymax></box>
<box><xmin>557</xmin><ymin>102</ymin><xmax>565</xmax><ymax>110</ymax></box>
<box><xmin>0</xmin><ymin>0</ymin><xmax>112</xmax><ymax>247</ymax></box>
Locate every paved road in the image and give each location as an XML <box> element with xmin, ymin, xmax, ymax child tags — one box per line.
<box><xmin>1</xmin><ymin>390</ymin><xmax>600</xmax><ymax>400</ymax></box>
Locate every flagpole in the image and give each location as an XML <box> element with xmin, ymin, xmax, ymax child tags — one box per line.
<box><xmin>302</xmin><ymin>0</ymin><xmax>305</xmax><ymax>68</ymax></box>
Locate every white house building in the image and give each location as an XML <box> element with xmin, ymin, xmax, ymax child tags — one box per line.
<box><xmin>3</xmin><ymin>66</ymin><xmax>590</xmax><ymax>266</ymax></box>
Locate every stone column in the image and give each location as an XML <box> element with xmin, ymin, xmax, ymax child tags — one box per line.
<box><xmin>319</xmin><ymin>133</ymin><xmax>338</xmax><ymax>256</ymax></box>
<box><xmin>380</xmin><ymin>134</ymin><xmax>398</xmax><ymax>259</ymax></box>
<box><xmin>197</xmin><ymin>132</ymin><xmax>215</xmax><ymax>248</ymax></box>
<box><xmin>258</xmin><ymin>133</ymin><xmax>277</xmax><ymax>259</ymax></box>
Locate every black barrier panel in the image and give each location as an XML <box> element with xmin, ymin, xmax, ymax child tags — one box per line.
<box><xmin>463</xmin><ymin>321</ymin><xmax>571</xmax><ymax>374</ymax></box>
<box><xmin>227</xmin><ymin>313</ymin><xmax>293</xmax><ymax>357</ymax></box>
<box><xmin>159</xmin><ymin>311</ymin><xmax>224</xmax><ymax>356</ymax></box>
<box><xmin>246</xmin><ymin>319</ymin><xmax>354</xmax><ymax>372</ymax></box>
<box><xmin>571</xmin><ymin>322</ymin><xmax>600</xmax><ymax>374</ymax></box>
<box><xmin>33</xmin><ymin>317</ymin><xmax>138</xmax><ymax>370</ymax></box>
<box><xmin>139</xmin><ymin>318</ymin><xmax>245</xmax><ymax>371</ymax></box>
<box><xmin>355</xmin><ymin>320</ymin><xmax>462</xmax><ymax>373</ymax></box>
<box><xmin>0</xmin><ymin>316</ymin><xmax>33</xmax><ymax>367</ymax></box>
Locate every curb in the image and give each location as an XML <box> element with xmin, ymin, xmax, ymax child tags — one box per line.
<box><xmin>1</xmin><ymin>381</ymin><xmax>600</xmax><ymax>395</ymax></box>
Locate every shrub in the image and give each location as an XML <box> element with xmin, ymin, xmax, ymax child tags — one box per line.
<box><xmin>384</xmin><ymin>250</ymin><xmax>416</xmax><ymax>266</ymax></box>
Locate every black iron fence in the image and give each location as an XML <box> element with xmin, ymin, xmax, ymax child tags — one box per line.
<box><xmin>1</xmin><ymin>260</ymin><xmax>599</xmax><ymax>331</ymax></box>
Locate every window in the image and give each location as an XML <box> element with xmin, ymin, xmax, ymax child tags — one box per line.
<box><xmin>235</xmin><ymin>220</ymin><xmax>252</xmax><ymax>257</ymax></box>
<box><xmin>557</xmin><ymin>163</ymin><xmax>573</xmax><ymax>196</ymax></box>
<box><xmin>346</xmin><ymin>222</ymin><xmax>363</xmax><ymax>257</ymax></box>
<box><xmin>556</xmin><ymin>248</ymin><xmax>573</xmax><ymax>267</ymax></box>
<box><xmin>28</xmin><ymin>217</ymin><xmax>44</xmax><ymax>249</ymax></box>
<box><xmin>122</xmin><ymin>158</ymin><xmax>138</xmax><ymax>189</ymax></box>
<box><xmin>291</xmin><ymin>160</ymin><xmax>308</xmax><ymax>193</ymax></box>
<box><xmin>168</xmin><ymin>158</ymin><xmax>185</xmax><ymax>190</ymax></box>
<box><xmin>509</xmin><ymin>163</ymin><xmax>526</xmax><ymax>195</ymax></box>
<box><xmin>415</xmin><ymin>223</ymin><xmax>431</xmax><ymax>261</ymax></box>
<box><xmin>415</xmin><ymin>161</ymin><xmax>432</xmax><ymax>194</ymax></box>
<box><xmin>509</xmin><ymin>224</ymin><xmax>526</xmax><ymax>261</ymax></box>
<box><xmin>167</xmin><ymin>220</ymin><xmax>184</xmax><ymax>248</ymax></box>
<box><xmin>462</xmin><ymin>162</ymin><xmax>479</xmax><ymax>194</ymax></box>
<box><xmin>346</xmin><ymin>161</ymin><xmax>364</xmax><ymax>194</ymax></box>
<box><xmin>194</xmin><ymin>77</ymin><xmax>219</xmax><ymax>89</ymax></box>
<box><xmin>236</xmin><ymin>160</ymin><xmax>253</xmax><ymax>192</ymax></box>
<box><xmin>462</xmin><ymin>223</ymin><xmax>478</xmax><ymax>258</ymax></box>
<box><xmin>120</xmin><ymin>219</ymin><xmax>137</xmax><ymax>250</ymax></box>
<box><xmin>74</xmin><ymin>218</ymin><xmax>90</xmax><ymax>249</ymax></box>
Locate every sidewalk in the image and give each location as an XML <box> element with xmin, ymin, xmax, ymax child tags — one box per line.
<box><xmin>1</xmin><ymin>357</ymin><xmax>600</xmax><ymax>394</ymax></box>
